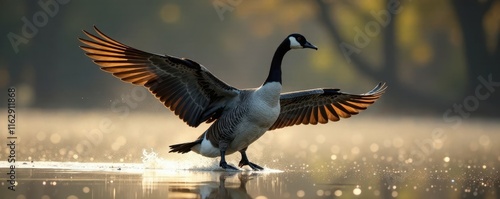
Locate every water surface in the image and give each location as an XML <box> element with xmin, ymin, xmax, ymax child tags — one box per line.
<box><xmin>0</xmin><ymin>111</ymin><xmax>499</xmax><ymax>198</ymax></box>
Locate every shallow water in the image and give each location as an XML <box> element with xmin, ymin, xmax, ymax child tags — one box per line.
<box><xmin>0</xmin><ymin>161</ymin><xmax>498</xmax><ymax>199</ymax></box>
<box><xmin>0</xmin><ymin>111</ymin><xmax>499</xmax><ymax>198</ymax></box>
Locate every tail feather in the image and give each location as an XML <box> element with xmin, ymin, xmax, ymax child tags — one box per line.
<box><xmin>169</xmin><ymin>139</ymin><xmax>202</xmax><ymax>154</ymax></box>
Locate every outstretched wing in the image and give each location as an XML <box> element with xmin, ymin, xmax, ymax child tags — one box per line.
<box><xmin>79</xmin><ymin>26</ymin><xmax>240</xmax><ymax>127</ymax></box>
<box><xmin>269</xmin><ymin>82</ymin><xmax>387</xmax><ymax>130</ymax></box>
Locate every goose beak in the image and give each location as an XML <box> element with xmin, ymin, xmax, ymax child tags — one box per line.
<box><xmin>303</xmin><ymin>42</ymin><xmax>318</xmax><ymax>50</ymax></box>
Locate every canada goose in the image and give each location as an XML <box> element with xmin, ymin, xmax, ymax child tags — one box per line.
<box><xmin>79</xmin><ymin>26</ymin><xmax>386</xmax><ymax>171</ymax></box>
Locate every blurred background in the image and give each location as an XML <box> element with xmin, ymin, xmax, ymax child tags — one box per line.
<box><xmin>1</xmin><ymin>1</ymin><xmax>500</xmax><ymax>198</ymax></box>
<box><xmin>1</xmin><ymin>0</ymin><xmax>499</xmax><ymax>116</ymax></box>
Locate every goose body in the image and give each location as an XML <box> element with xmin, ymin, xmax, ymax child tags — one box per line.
<box><xmin>79</xmin><ymin>27</ymin><xmax>387</xmax><ymax>170</ymax></box>
<box><xmin>193</xmin><ymin>83</ymin><xmax>282</xmax><ymax>157</ymax></box>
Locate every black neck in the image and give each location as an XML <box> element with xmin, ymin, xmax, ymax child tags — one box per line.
<box><xmin>264</xmin><ymin>41</ymin><xmax>290</xmax><ymax>85</ymax></box>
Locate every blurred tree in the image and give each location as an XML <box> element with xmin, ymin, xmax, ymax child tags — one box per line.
<box><xmin>314</xmin><ymin>0</ymin><xmax>500</xmax><ymax>116</ymax></box>
<box><xmin>2</xmin><ymin>0</ymin><xmax>498</xmax><ymax>117</ymax></box>
<box><xmin>451</xmin><ymin>0</ymin><xmax>500</xmax><ymax>116</ymax></box>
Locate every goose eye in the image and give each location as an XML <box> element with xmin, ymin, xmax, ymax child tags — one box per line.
<box><xmin>296</xmin><ymin>37</ymin><xmax>302</xmax><ymax>42</ymax></box>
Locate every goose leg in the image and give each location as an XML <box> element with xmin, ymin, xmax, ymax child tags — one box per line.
<box><xmin>238</xmin><ymin>148</ymin><xmax>264</xmax><ymax>171</ymax></box>
<box><xmin>219</xmin><ymin>142</ymin><xmax>238</xmax><ymax>170</ymax></box>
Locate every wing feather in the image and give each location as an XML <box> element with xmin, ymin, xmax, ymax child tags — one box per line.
<box><xmin>79</xmin><ymin>26</ymin><xmax>240</xmax><ymax>127</ymax></box>
<box><xmin>325</xmin><ymin>104</ymin><xmax>340</xmax><ymax>121</ymax></box>
<box><xmin>302</xmin><ymin>108</ymin><xmax>312</xmax><ymax>124</ymax></box>
<box><xmin>269</xmin><ymin>82</ymin><xmax>387</xmax><ymax>130</ymax></box>
<box><xmin>318</xmin><ymin>106</ymin><xmax>328</xmax><ymax>124</ymax></box>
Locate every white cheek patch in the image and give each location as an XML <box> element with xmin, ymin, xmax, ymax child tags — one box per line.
<box><xmin>288</xmin><ymin>37</ymin><xmax>302</xmax><ymax>49</ymax></box>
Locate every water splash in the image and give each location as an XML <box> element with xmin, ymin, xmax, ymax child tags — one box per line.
<box><xmin>142</xmin><ymin>148</ymin><xmax>221</xmax><ymax>171</ymax></box>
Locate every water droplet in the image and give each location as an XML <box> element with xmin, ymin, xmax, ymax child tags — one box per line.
<box><xmin>444</xmin><ymin>156</ymin><xmax>450</xmax><ymax>162</ymax></box>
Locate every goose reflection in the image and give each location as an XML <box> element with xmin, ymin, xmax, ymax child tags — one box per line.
<box><xmin>197</xmin><ymin>172</ymin><xmax>254</xmax><ymax>199</ymax></box>
<box><xmin>142</xmin><ymin>171</ymin><xmax>258</xmax><ymax>199</ymax></box>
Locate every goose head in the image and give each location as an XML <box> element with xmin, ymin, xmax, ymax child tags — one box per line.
<box><xmin>287</xmin><ymin>34</ymin><xmax>318</xmax><ymax>50</ymax></box>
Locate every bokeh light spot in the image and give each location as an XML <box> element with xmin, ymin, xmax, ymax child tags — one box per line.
<box><xmin>370</xmin><ymin>143</ymin><xmax>379</xmax><ymax>152</ymax></box>
<box><xmin>297</xmin><ymin>190</ymin><xmax>305</xmax><ymax>197</ymax></box>
<box><xmin>50</xmin><ymin>133</ymin><xmax>61</xmax><ymax>144</ymax></box>
<box><xmin>334</xmin><ymin>190</ymin><xmax>342</xmax><ymax>196</ymax></box>
<box><xmin>160</xmin><ymin>4</ymin><xmax>180</xmax><ymax>24</ymax></box>
<box><xmin>353</xmin><ymin>187</ymin><xmax>362</xmax><ymax>195</ymax></box>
